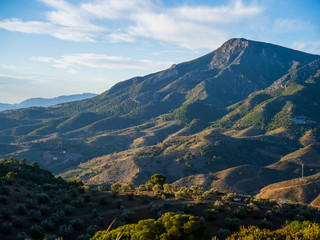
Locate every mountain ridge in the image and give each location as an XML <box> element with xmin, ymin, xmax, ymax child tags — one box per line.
<box><xmin>0</xmin><ymin>93</ymin><xmax>97</xmax><ymax>112</ymax></box>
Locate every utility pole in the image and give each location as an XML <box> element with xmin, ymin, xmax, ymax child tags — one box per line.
<box><xmin>301</xmin><ymin>163</ymin><xmax>305</xmax><ymax>181</ymax></box>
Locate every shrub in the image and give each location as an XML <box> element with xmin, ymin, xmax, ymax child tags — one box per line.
<box><xmin>139</xmin><ymin>194</ymin><xmax>150</xmax><ymax>203</ymax></box>
<box><xmin>224</xmin><ymin>217</ymin><xmax>240</xmax><ymax>230</ymax></box>
<box><xmin>63</xmin><ymin>204</ymin><xmax>75</xmax><ymax>215</ymax></box>
<box><xmin>111</xmin><ymin>183</ymin><xmax>121</xmax><ymax>192</ymax></box>
<box><xmin>63</xmin><ymin>193</ymin><xmax>72</xmax><ymax>203</ymax></box>
<box><xmin>77</xmin><ymin>234</ymin><xmax>91</xmax><ymax>240</ymax></box>
<box><xmin>127</xmin><ymin>193</ymin><xmax>134</xmax><ymax>200</ymax></box>
<box><xmin>12</xmin><ymin>217</ymin><xmax>24</xmax><ymax>228</ymax></box>
<box><xmin>232</xmin><ymin>206</ymin><xmax>247</xmax><ymax>219</ymax></box>
<box><xmin>0</xmin><ymin>185</ymin><xmax>10</xmax><ymax>195</ymax></box>
<box><xmin>218</xmin><ymin>228</ymin><xmax>231</xmax><ymax>239</ymax></box>
<box><xmin>1</xmin><ymin>222</ymin><xmax>13</xmax><ymax>234</ymax></box>
<box><xmin>181</xmin><ymin>203</ymin><xmax>195</xmax><ymax>214</ymax></box>
<box><xmin>113</xmin><ymin>199</ymin><xmax>123</xmax><ymax>209</ymax></box>
<box><xmin>87</xmin><ymin>225</ymin><xmax>99</xmax><ymax>237</ymax></box>
<box><xmin>121</xmin><ymin>184</ymin><xmax>129</xmax><ymax>192</ymax></box>
<box><xmin>2</xmin><ymin>208</ymin><xmax>13</xmax><ymax>220</ymax></box>
<box><xmin>258</xmin><ymin>219</ymin><xmax>273</xmax><ymax>229</ymax></box>
<box><xmin>59</xmin><ymin>224</ymin><xmax>74</xmax><ymax>238</ymax></box>
<box><xmin>0</xmin><ymin>195</ymin><xmax>8</xmax><ymax>204</ymax></box>
<box><xmin>36</xmin><ymin>193</ymin><xmax>50</xmax><ymax>204</ymax></box>
<box><xmin>204</xmin><ymin>209</ymin><xmax>217</xmax><ymax>221</ymax></box>
<box><xmin>91</xmin><ymin>208</ymin><xmax>98</xmax><ymax>218</ymax></box>
<box><xmin>70</xmin><ymin>218</ymin><xmax>84</xmax><ymax>230</ymax></box>
<box><xmin>96</xmin><ymin>216</ymin><xmax>105</xmax><ymax>226</ymax></box>
<box><xmin>72</xmin><ymin>196</ymin><xmax>84</xmax><ymax>208</ymax></box>
<box><xmin>120</xmin><ymin>206</ymin><xmax>133</xmax><ymax>222</ymax></box>
<box><xmin>83</xmin><ymin>193</ymin><xmax>92</xmax><ymax>202</ymax></box>
<box><xmin>265</xmin><ymin>210</ymin><xmax>273</xmax><ymax>221</ymax></box>
<box><xmin>128</xmin><ymin>183</ymin><xmax>135</xmax><ymax>190</ymax></box>
<box><xmin>44</xmin><ymin>233</ymin><xmax>59</xmax><ymax>240</ymax></box>
<box><xmin>40</xmin><ymin>218</ymin><xmax>55</xmax><ymax>230</ymax></box>
<box><xmin>29</xmin><ymin>224</ymin><xmax>45</xmax><ymax>238</ymax></box>
<box><xmin>145</xmin><ymin>181</ymin><xmax>154</xmax><ymax>191</ymax></box>
<box><xmin>213</xmin><ymin>200</ymin><xmax>225</xmax><ymax>211</ymax></box>
<box><xmin>174</xmin><ymin>191</ymin><xmax>183</xmax><ymax>200</ymax></box>
<box><xmin>16</xmin><ymin>232</ymin><xmax>31</xmax><ymax>240</ymax></box>
<box><xmin>39</xmin><ymin>204</ymin><xmax>51</xmax><ymax>216</ymax></box>
<box><xmin>50</xmin><ymin>210</ymin><xmax>66</xmax><ymax>226</ymax></box>
<box><xmin>99</xmin><ymin>196</ymin><xmax>108</xmax><ymax>206</ymax></box>
<box><xmin>151</xmin><ymin>174</ymin><xmax>166</xmax><ymax>186</ymax></box>
<box><xmin>27</xmin><ymin>209</ymin><xmax>42</xmax><ymax>222</ymax></box>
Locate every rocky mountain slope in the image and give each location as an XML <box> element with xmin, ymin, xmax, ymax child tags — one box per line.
<box><xmin>1</xmin><ymin>38</ymin><xmax>320</xmax><ymax>204</ymax></box>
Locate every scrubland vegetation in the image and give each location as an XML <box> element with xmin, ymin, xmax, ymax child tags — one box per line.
<box><xmin>2</xmin><ymin>157</ymin><xmax>320</xmax><ymax>240</ymax></box>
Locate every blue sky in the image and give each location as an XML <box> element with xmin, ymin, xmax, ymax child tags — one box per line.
<box><xmin>0</xmin><ymin>0</ymin><xmax>319</xmax><ymax>103</ymax></box>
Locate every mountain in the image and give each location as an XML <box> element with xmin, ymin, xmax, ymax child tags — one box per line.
<box><xmin>0</xmin><ymin>38</ymin><xmax>320</xmax><ymax>205</ymax></box>
<box><xmin>0</xmin><ymin>93</ymin><xmax>97</xmax><ymax>112</ymax></box>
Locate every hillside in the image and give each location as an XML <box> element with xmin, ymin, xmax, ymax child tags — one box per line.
<box><xmin>1</xmin><ymin>38</ymin><xmax>320</xmax><ymax>205</ymax></box>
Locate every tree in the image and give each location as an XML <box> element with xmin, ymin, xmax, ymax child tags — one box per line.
<box><xmin>151</xmin><ymin>174</ymin><xmax>166</xmax><ymax>186</ymax></box>
<box><xmin>5</xmin><ymin>172</ymin><xmax>18</xmax><ymax>180</ymax></box>
<box><xmin>18</xmin><ymin>158</ymin><xmax>26</xmax><ymax>164</ymax></box>
<box><xmin>91</xmin><ymin>212</ymin><xmax>209</xmax><ymax>240</ymax></box>
<box><xmin>30</xmin><ymin>162</ymin><xmax>39</xmax><ymax>168</ymax></box>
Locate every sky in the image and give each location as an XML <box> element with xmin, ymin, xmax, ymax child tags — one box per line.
<box><xmin>0</xmin><ymin>0</ymin><xmax>319</xmax><ymax>103</ymax></box>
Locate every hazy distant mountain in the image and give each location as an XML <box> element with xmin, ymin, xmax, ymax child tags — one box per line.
<box><xmin>0</xmin><ymin>93</ymin><xmax>97</xmax><ymax>111</ymax></box>
<box><xmin>1</xmin><ymin>38</ymin><xmax>320</xmax><ymax>205</ymax></box>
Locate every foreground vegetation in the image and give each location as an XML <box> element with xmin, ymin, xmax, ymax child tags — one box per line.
<box><xmin>2</xmin><ymin>157</ymin><xmax>320</xmax><ymax>240</ymax></box>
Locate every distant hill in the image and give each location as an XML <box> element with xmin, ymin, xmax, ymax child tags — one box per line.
<box><xmin>0</xmin><ymin>93</ymin><xmax>97</xmax><ymax>111</ymax></box>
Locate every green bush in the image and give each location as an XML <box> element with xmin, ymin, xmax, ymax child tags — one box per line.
<box><xmin>258</xmin><ymin>219</ymin><xmax>273</xmax><ymax>229</ymax></box>
<box><xmin>27</xmin><ymin>209</ymin><xmax>42</xmax><ymax>222</ymax></box>
<box><xmin>87</xmin><ymin>225</ymin><xmax>99</xmax><ymax>237</ymax></box>
<box><xmin>151</xmin><ymin>174</ymin><xmax>166</xmax><ymax>186</ymax></box>
<box><xmin>36</xmin><ymin>193</ymin><xmax>50</xmax><ymax>204</ymax></box>
<box><xmin>204</xmin><ymin>209</ymin><xmax>217</xmax><ymax>221</ymax></box>
<box><xmin>232</xmin><ymin>206</ymin><xmax>247</xmax><ymax>219</ymax></box>
<box><xmin>99</xmin><ymin>196</ymin><xmax>108</xmax><ymax>206</ymax></box>
<box><xmin>0</xmin><ymin>185</ymin><xmax>10</xmax><ymax>195</ymax></box>
<box><xmin>1</xmin><ymin>222</ymin><xmax>13</xmax><ymax>234</ymax></box>
<box><xmin>40</xmin><ymin>218</ymin><xmax>55</xmax><ymax>230</ymax></box>
<box><xmin>91</xmin><ymin>212</ymin><xmax>209</xmax><ymax>240</ymax></box>
<box><xmin>0</xmin><ymin>195</ymin><xmax>8</xmax><ymax>204</ymax></box>
<box><xmin>29</xmin><ymin>224</ymin><xmax>45</xmax><ymax>238</ymax></box>
<box><xmin>12</xmin><ymin>217</ymin><xmax>24</xmax><ymax>228</ymax></box>
<box><xmin>224</xmin><ymin>217</ymin><xmax>240</xmax><ymax>231</ymax></box>
<box><xmin>2</xmin><ymin>208</ymin><xmax>13</xmax><ymax>220</ymax></box>
<box><xmin>16</xmin><ymin>232</ymin><xmax>31</xmax><ymax>240</ymax></box>
<box><xmin>59</xmin><ymin>224</ymin><xmax>74</xmax><ymax>238</ymax></box>
<box><xmin>39</xmin><ymin>204</ymin><xmax>51</xmax><ymax>216</ymax></box>
<box><xmin>77</xmin><ymin>234</ymin><xmax>91</xmax><ymax>240</ymax></box>
<box><xmin>70</xmin><ymin>218</ymin><xmax>84</xmax><ymax>230</ymax></box>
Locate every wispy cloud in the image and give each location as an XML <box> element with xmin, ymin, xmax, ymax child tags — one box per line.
<box><xmin>32</xmin><ymin>53</ymin><xmax>172</xmax><ymax>70</ymax></box>
<box><xmin>0</xmin><ymin>73</ymin><xmax>47</xmax><ymax>85</ymax></box>
<box><xmin>274</xmin><ymin>19</ymin><xmax>314</xmax><ymax>32</ymax></box>
<box><xmin>0</xmin><ymin>0</ymin><xmax>263</xmax><ymax>48</ymax></box>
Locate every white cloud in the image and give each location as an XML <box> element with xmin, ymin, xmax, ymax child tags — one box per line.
<box><xmin>0</xmin><ymin>73</ymin><xmax>47</xmax><ymax>85</ymax></box>
<box><xmin>0</xmin><ymin>0</ymin><xmax>263</xmax><ymax>48</ymax></box>
<box><xmin>0</xmin><ymin>64</ymin><xmax>16</xmax><ymax>69</ymax></box>
<box><xmin>32</xmin><ymin>53</ymin><xmax>172</xmax><ymax>70</ymax></box>
<box><xmin>107</xmin><ymin>0</ymin><xmax>263</xmax><ymax>49</ymax></box>
<box><xmin>274</xmin><ymin>19</ymin><xmax>313</xmax><ymax>32</ymax></box>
